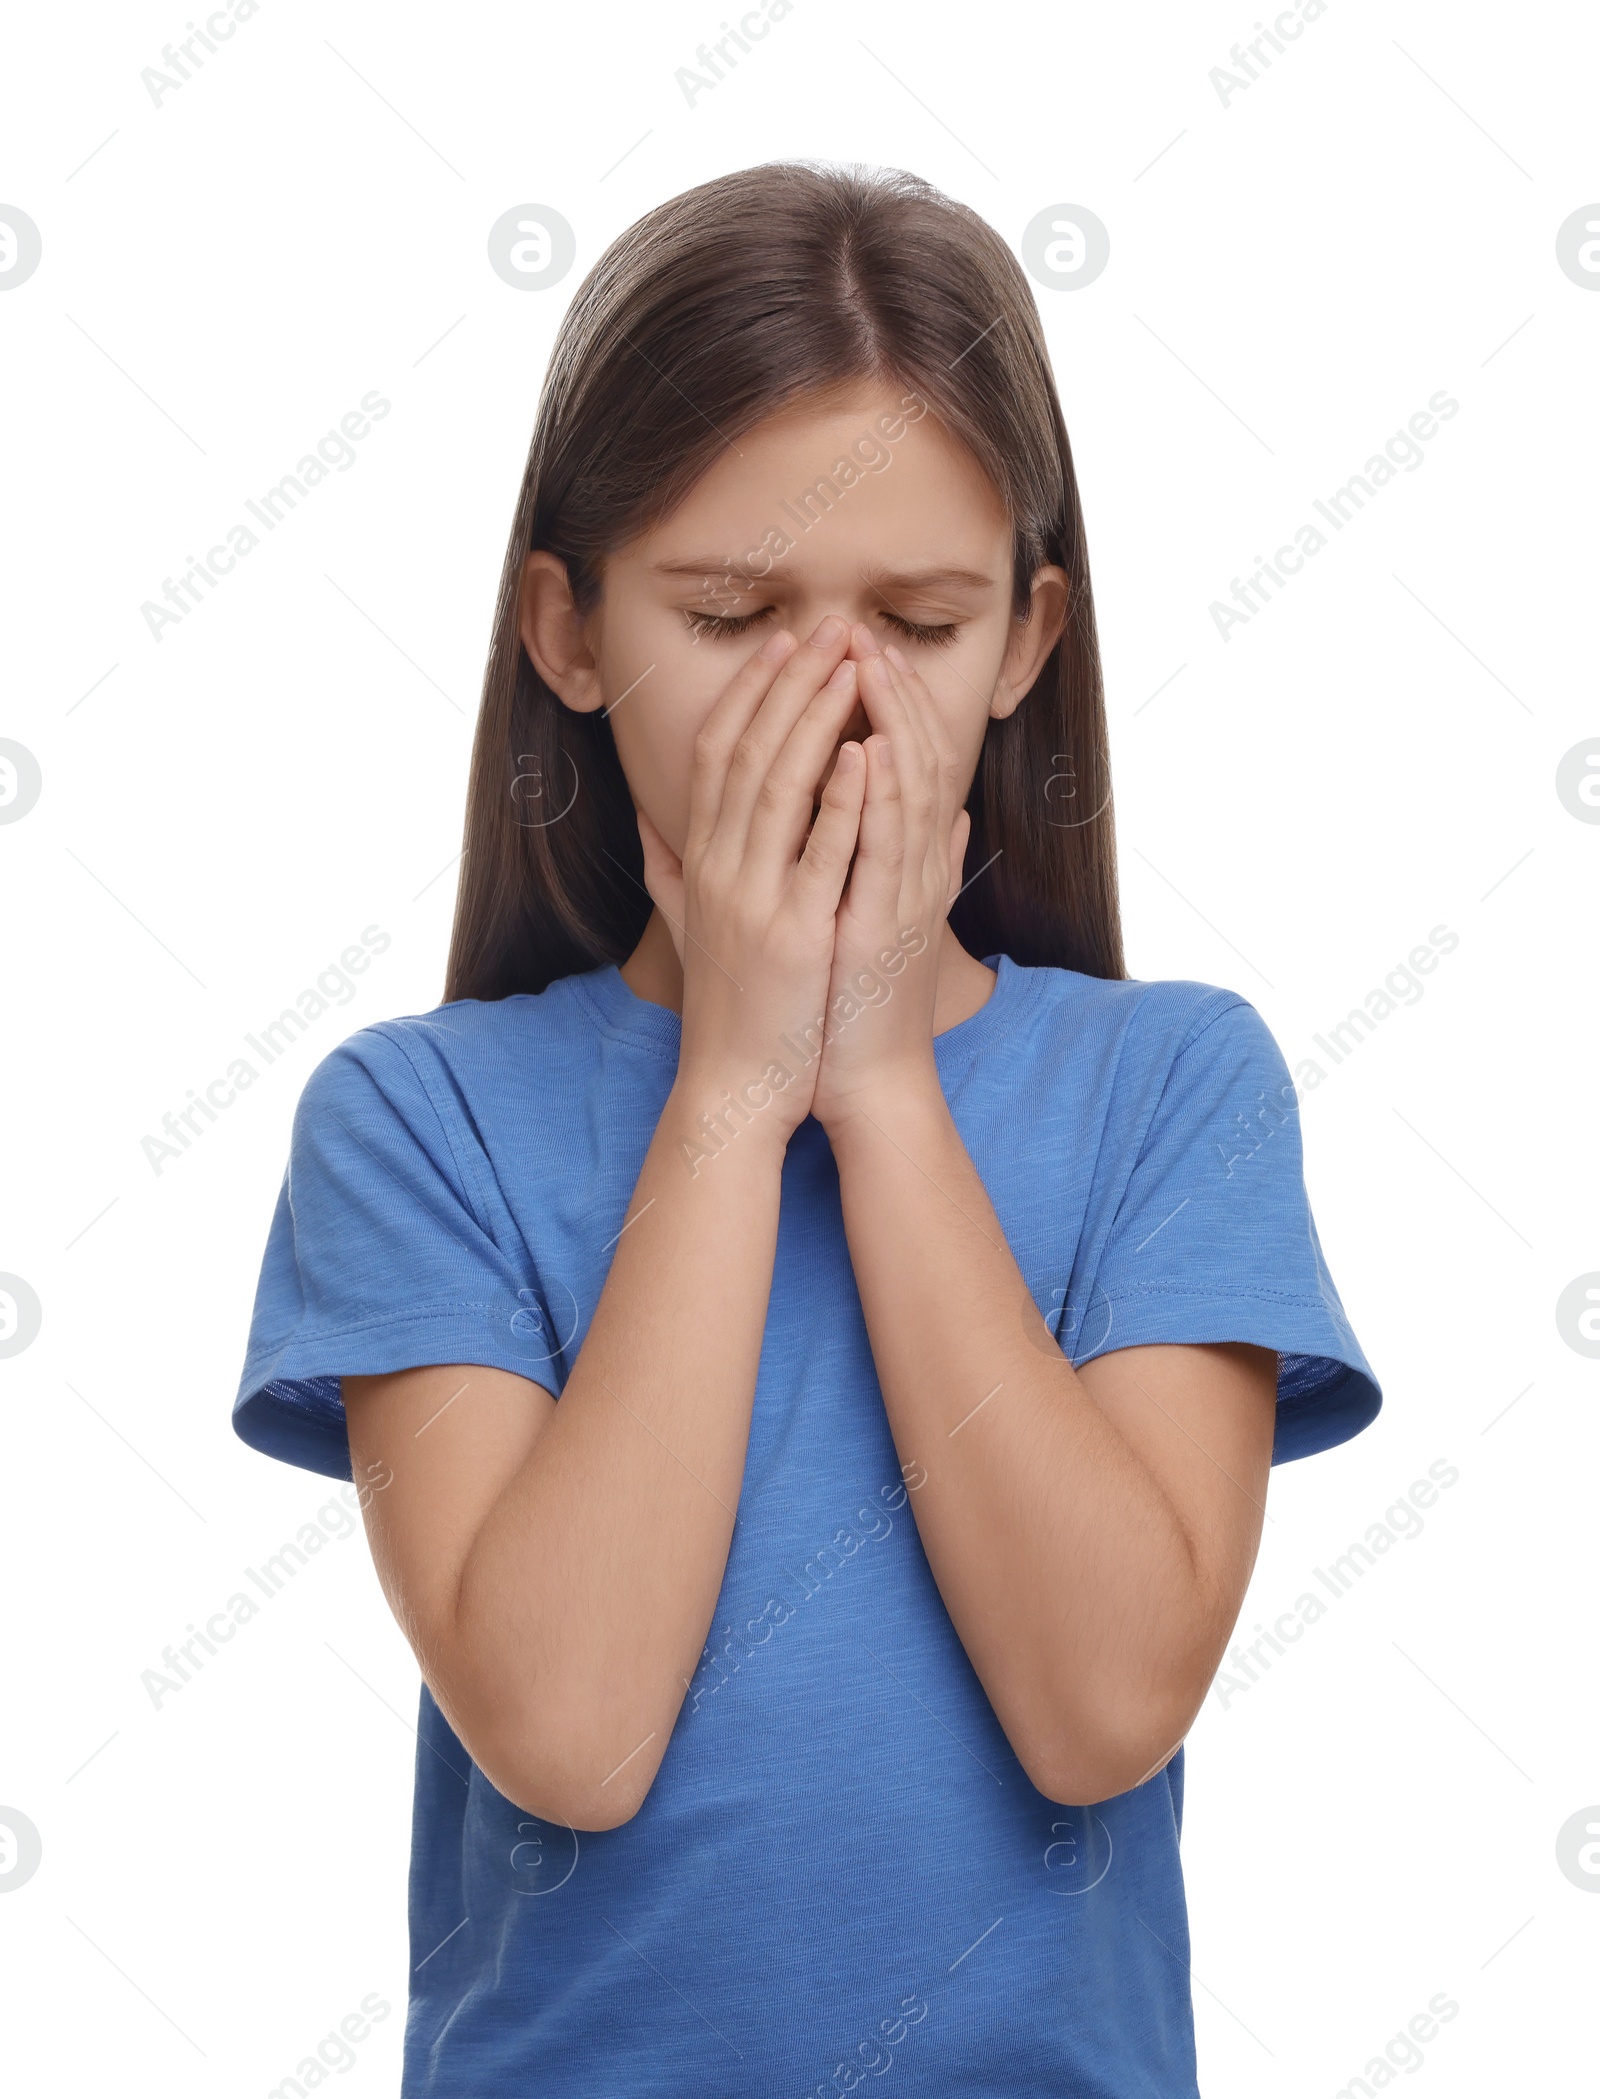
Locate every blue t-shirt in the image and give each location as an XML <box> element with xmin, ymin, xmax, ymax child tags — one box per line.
<box><xmin>233</xmin><ymin>955</ymin><xmax>1380</xmax><ymax>2097</ymax></box>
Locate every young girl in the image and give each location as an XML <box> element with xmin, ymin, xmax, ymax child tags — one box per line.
<box><xmin>233</xmin><ymin>161</ymin><xmax>1380</xmax><ymax>2096</ymax></box>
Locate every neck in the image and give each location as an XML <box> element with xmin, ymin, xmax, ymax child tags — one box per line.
<box><xmin>618</xmin><ymin>909</ymin><xmax>998</xmax><ymax>1035</ymax></box>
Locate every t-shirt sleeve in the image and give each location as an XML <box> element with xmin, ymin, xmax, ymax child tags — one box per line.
<box><xmin>1073</xmin><ymin>992</ymin><xmax>1381</xmax><ymax>1464</ymax></box>
<box><xmin>232</xmin><ymin>1025</ymin><xmax>565</xmax><ymax>1481</ymax></box>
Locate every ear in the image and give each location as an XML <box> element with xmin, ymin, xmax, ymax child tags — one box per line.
<box><xmin>990</xmin><ymin>564</ymin><xmax>1070</xmax><ymax>722</ymax></box>
<box><xmin>518</xmin><ymin>550</ymin><xmax>607</xmax><ymax>714</ymax></box>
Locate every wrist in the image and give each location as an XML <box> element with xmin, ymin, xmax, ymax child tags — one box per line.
<box><xmin>816</xmin><ymin>1055</ymin><xmax>948</xmax><ymax>1153</ymax></box>
<box><xmin>664</xmin><ymin>1064</ymin><xmax>800</xmax><ymax>1169</ymax></box>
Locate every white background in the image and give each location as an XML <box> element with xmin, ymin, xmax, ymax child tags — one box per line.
<box><xmin>2</xmin><ymin>0</ymin><xmax>1596</xmax><ymax>2091</ymax></box>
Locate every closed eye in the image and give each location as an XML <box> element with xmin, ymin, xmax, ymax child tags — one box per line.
<box><xmin>681</xmin><ymin>607</ymin><xmax>963</xmax><ymax>648</ymax></box>
<box><xmin>680</xmin><ymin>607</ymin><xmax>768</xmax><ymax>642</ymax></box>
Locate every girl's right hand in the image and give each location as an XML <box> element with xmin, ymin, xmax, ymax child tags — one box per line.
<box><xmin>636</xmin><ymin>614</ymin><xmax>867</xmax><ymax>1140</ymax></box>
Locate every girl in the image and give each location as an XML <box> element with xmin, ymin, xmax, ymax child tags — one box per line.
<box><xmin>234</xmin><ymin>161</ymin><xmax>1380</xmax><ymax>2095</ymax></box>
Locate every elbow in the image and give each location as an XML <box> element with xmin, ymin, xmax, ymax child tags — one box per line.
<box><xmin>501</xmin><ymin>1769</ymin><xmax>646</xmax><ymax>1834</ymax></box>
<box><xmin>422</xmin><ymin>1617</ymin><xmax>665</xmax><ymax>1831</ymax></box>
<box><xmin>523</xmin><ymin>1783</ymin><xmax>647</xmax><ymax>1835</ymax></box>
<box><xmin>471</xmin><ymin>1717</ymin><xmax>658</xmax><ymax>1833</ymax></box>
<box><xmin>1023</xmin><ymin>1746</ymin><xmax>1177</xmax><ymax>1808</ymax></box>
<box><xmin>1014</xmin><ymin>1693</ymin><xmax>1198</xmax><ymax>1807</ymax></box>
<box><xmin>432</xmin><ymin>1648</ymin><xmax>666</xmax><ymax>1832</ymax></box>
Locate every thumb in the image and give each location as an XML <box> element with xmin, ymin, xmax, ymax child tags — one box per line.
<box><xmin>946</xmin><ymin>808</ymin><xmax>973</xmax><ymax>912</ymax></box>
<box><xmin>636</xmin><ymin>806</ymin><xmax>687</xmax><ymax>964</ymax></box>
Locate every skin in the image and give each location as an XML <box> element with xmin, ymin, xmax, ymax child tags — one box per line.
<box><xmin>343</xmin><ymin>382</ymin><xmax>1277</xmax><ymax>1829</ymax></box>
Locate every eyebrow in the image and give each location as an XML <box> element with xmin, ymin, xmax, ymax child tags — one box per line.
<box><xmin>651</xmin><ymin>558</ymin><xmax>997</xmax><ymax>592</ymax></box>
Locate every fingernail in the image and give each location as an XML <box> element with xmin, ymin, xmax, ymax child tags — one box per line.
<box><xmin>836</xmin><ymin>741</ymin><xmax>860</xmax><ymax>770</ymax></box>
<box><xmin>852</xmin><ymin>621</ymin><xmax>881</xmax><ymax>654</ymax></box>
<box><xmin>759</xmin><ymin>628</ymin><xmax>796</xmax><ymax>661</ymax></box>
<box><xmin>826</xmin><ymin>658</ymin><xmax>856</xmax><ymax>689</ymax></box>
<box><xmin>808</xmin><ymin>614</ymin><xmax>846</xmax><ymax>648</ymax></box>
<box><xmin>876</xmin><ymin>735</ymin><xmax>895</xmax><ymax>769</ymax></box>
<box><xmin>884</xmin><ymin>642</ymin><xmax>909</xmax><ymax>672</ymax></box>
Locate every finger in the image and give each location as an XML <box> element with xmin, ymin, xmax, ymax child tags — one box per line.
<box><xmin>878</xmin><ymin>645</ymin><xmax>946</xmax><ymax>839</ymax></box>
<box><xmin>851</xmin><ymin>629</ymin><xmax>936</xmax><ymax>788</ymax></box>
<box><xmin>842</xmin><ymin>732</ymin><xmax>904</xmax><ymax>929</ymax></box>
<box><xmin>636</xmin><ymin>806</ymin><xmax>687</xmax><ymax>962</ymax></box>
<box><xmin>742</xmin><ymin>657</ymin><xmax>867</xmax><ymax>885</ymax></box>
<box><xmin>710</xmin><ymin>616</ymin><xmax>856</xmax><ymax>863</ymax></box>
<box><xmin>882</xmin><ymin>641</ymin><xmax>947</xmax><ymax>788</ymax></box>
<box><xmin>945</xmin><ymin>806</ymin><xmax>972</xmax><ymax>912</ymax></box>
<box><xmin>791</xmin><ymin>740</ymin><xmax>866</xmax><ymax>914</ymax></box>
<box><xmin>880</xmin><ymin>643</ymin><xmax>963</xmax><ymax>885</ymax></box>
<box><xmin>684</xmin><ymin>627</ymin><xmax>802</xmax><ymax>856</ymax></box>
<box><xmin>855</xmin><ymin>649</ymin><xmax>937</xmax><ymax>884</ymax></box>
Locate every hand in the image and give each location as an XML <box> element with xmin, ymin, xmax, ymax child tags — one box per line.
<box><xmin>636</xmin><ymin>616</ymin><xmax>868</xmax><ymax>1143</ymax></box>
<box><xmin>809</xmin><ymin>625</ymin><xmax>970</xmax><ymax>1135</ymax></box>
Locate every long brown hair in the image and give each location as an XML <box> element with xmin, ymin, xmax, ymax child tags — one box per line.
<box><xmin>444</xmin><ymin>160</ymin><xmax>1124</xmax><ymax>1003</ymax></box>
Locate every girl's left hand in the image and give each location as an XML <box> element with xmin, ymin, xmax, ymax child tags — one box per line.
<box><xmin>809</xmin><ymin>626</ymin><xmax>970</xmax><ymax>1135</ymax></box>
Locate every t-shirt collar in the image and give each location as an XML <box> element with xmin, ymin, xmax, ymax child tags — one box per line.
<box><xmin>569</xmin><ymin>951</ymin><xmax>1030</xmax><ymax>1075</ymax></box>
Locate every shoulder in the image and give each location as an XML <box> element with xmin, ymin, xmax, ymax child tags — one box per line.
<box><xmin>1001</xmin><ymin>959</ymin><xmax>1280</xmax><ymax>1080</ymax></box>
<box><xmin>981</xmin><ymin>963</ymin><xmax>1298</xmax><ymax>1171</ymax></box>
<box><xmin>297</xmin><ymin>977</ymin><xmax>594</xmax><ymax>1113</ymax></box>
<box><xmin>288</xmin><ymin>974</ymin><xmax>611</xmax><ymax>1178</ymax></box>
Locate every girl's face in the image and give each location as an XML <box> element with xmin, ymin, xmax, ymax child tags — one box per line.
<box><xmin>519</xmin><ymin>383</ymin><xmax>1069</xmax><ymax>857</ymax></box>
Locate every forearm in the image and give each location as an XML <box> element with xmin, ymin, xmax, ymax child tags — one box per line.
<box><xmin>829</xmin><ymin>1076</ymin><xmax>1214</xmax><ymax>1800</ymax></box>
<box><xmin>450</xmin><ymin>623</ymin><xmax>876</xmax><ymax>1823</ymax></box>
<box><xmin>456</xmin><ymin>1069</ymin><xmax>787</xmax><ymax>1825</ymax></box>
